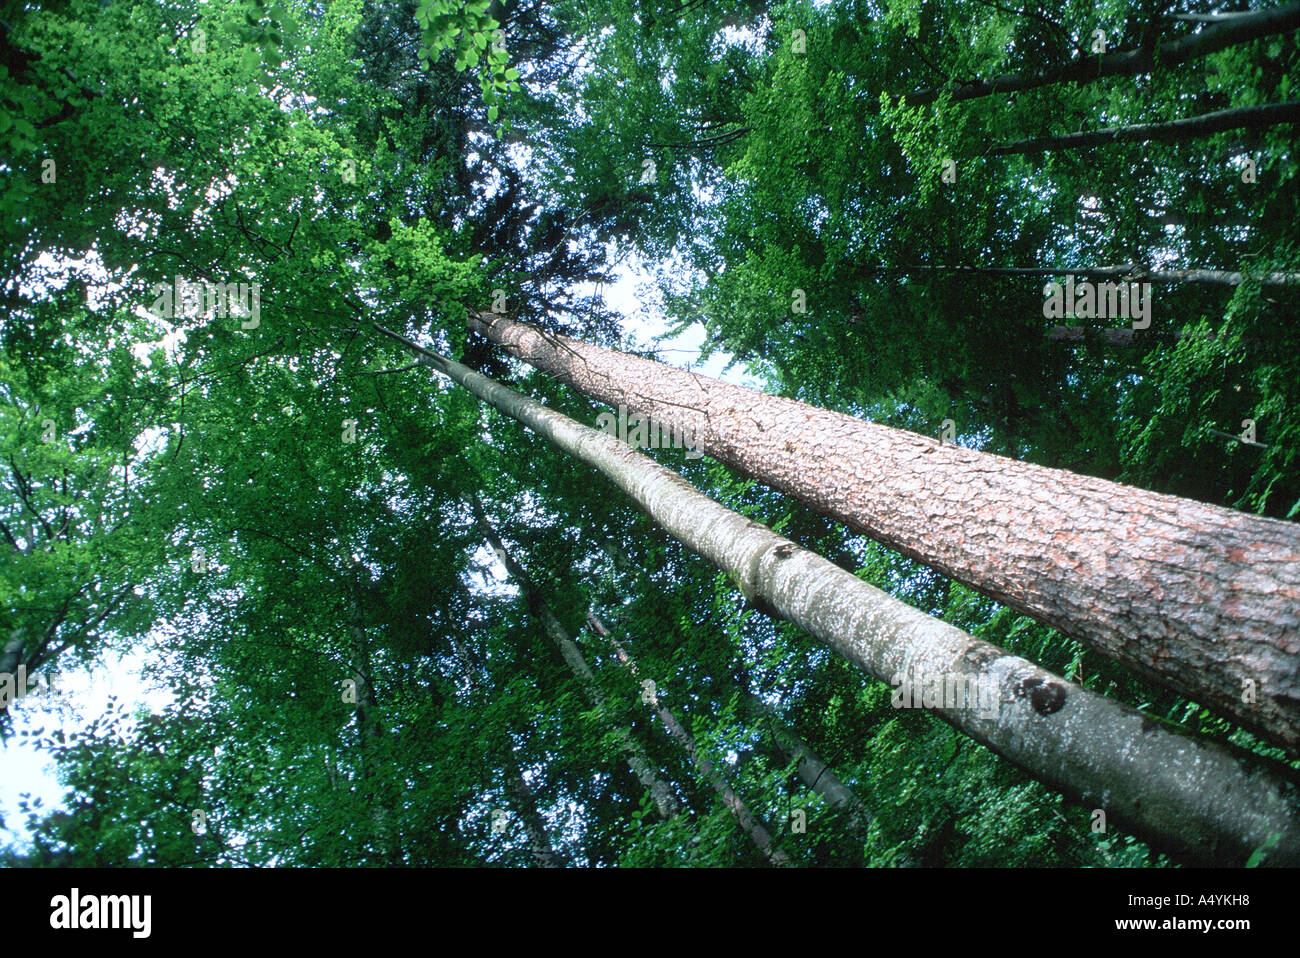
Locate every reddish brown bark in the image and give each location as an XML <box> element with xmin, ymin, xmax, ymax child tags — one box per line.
<box><xmin>469</xmin><ymin>312</ymin><xmax>1300</xmax><ymax>757</ymax></box>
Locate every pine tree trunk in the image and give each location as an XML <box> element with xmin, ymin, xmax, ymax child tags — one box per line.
<box><xmin>377</xmin><ymin>324</ymin><xmax>1300</xmax><ymax>865</ymax></box>
<box><xmin>466</xmin><ymin>312</ymin><xmax>1300</xmax><ymax>760</ymax></box>
<box><xmin>989</xmin><ymin>101</ymin><xmax>1300</xmax><ymax>156</ymax></box>
<box><xmin>587</xmin><ymin>613</ymin><xmax>791</xmax><ymax>865</ymax></box>
<box><xmin>471</xmin><ymin>499</ymin><xmax>683</xmax><ymax>820</ymax></box>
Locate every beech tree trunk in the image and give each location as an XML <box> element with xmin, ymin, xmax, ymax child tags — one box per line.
<box><xmin>0</xmin><ymin>633</ymin><xmax>23</xmax><ymax>688</ymax></box>
<box><xmin>898</xmin><ymin>4</ymin><xmax>1300</xmax><ymax>107</ymax></box>
<box><xmin>587</xmin><ymin>613</ymin><xmax>792</xmax><ymax>866</ymax></box>
<box><xmin>377</xmin><ymin>322</ymin><xmax>1300</xmax><ymax>865</ymax></box>
<box><xmin>988</xmin><ymin>101</ymin><xmax>1300</xmax><ymax>156</ymax></box>
<box><xmin>506</xmin><ymin>760</ymin><xmax>567</xmax><ymax>868</ymax></box>
<box><xmin>465</xmin><ymin>312</ymin><xmax>1300</xmax><ymax>760</ymax></box>
<box><xmin>471</xmin><ymin>499</ymin><xmax>683</xmax><ymax>820</ymax></box>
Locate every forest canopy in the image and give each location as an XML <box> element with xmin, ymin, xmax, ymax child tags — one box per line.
<box><xmin>1</xmin><ymin>0</ymin><xmax>1298</xmax><ymax>869</ymax></box>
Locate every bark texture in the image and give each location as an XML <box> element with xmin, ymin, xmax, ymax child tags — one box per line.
<box><xmin>467</xmin><ymin>312</ymin><xmax>1300</xmax><ymax>758</ymax></box>
<box><xmin>472</xmin><ymin>500</ymin><xmax>682</xmax><ymax>820</ymax></box>
<box><xmin>0</xmin><ymin>633</ymin><xmax>23</xmax><ymax>685</ymax></box>
<box><xmin>588</xmin><ymin>613</ymin><xmax>791</xmax><ymax>866</ymax></box>
<box><xmin>383</xmin><ymin>324</ymin><xmax>1300</xmax><ymax>865</ymax></box>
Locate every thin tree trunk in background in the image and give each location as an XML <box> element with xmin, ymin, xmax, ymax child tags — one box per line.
<box><xmin>506</xmin><ymin>760</ymin><xmax>567</xmax><ymax>868</ymax></box>
<box><xmin>346</xmin><ymin>574</ymin><xmax>394</xmax><ymax>863</ymax></box>
<box><xmin>855</xmin><ymin>264</ymin><xmax>1300</xmax><ymax>287</ymax></box>
<box><xmin>988</xmin><ymin>101</ymin><xmax>1300</xmax><ymax>156</ymax></box>
<box><xmin>347</xmin><ymin>596</ymin><xmax>381</xmax><ymax>772</ymax></box>
<box><xmin>735</xmin><ymin>688</ymin><xmax>870</xmax><ymax>834</ymax></box>
<box><xmin>377</xmin><ymin>323</ymin><xmax>1300</xmax><ymax>865</ymax></box>
<box><xmin>467</xmin><ymin>312</ymin><xmax>1300</xmax><ymax>759</ymax></box>
<box><xmin>587</xmin><ymin>614</ymin><xmax>791</xmax><ymax>866</ymax></box>
<box><xmin>471</xmin><ymin>498</ymin><xmax>682</xmax><ymax>820</ymax></box>
<box><xmin>323</xmin><ymin>747</ymin><xmax>338</xmax><ymax>793</ymax></box>
<box><xmin>600</xmin><ymin>531</ymin><xmax>876</xmax><ymax>855</ymax></box>
<box><xmin>897</xmin><ymin>4</ymin><xmax>1300</xmax><ymax>107</ymax></box>
<box><xmin>443</xmin><ymin>609</ymin><xmax>570</xmax><ymax>866</ymax></box>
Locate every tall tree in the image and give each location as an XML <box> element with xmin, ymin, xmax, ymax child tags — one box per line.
<box><xmin>374</xmin><ymin>326</ymin><xmax>1300</xmax><ymax>865</ymax></box>
<box><xmin>469</xmin><ymin>311</ymin><xmax>1300</xmax><ymax>757</ymax></box>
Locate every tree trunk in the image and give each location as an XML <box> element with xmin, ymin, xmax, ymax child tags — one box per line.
<box><xmin>466</xmin><ymin>312</ymin><xmax>1300</xmax><ymax>759</ymax></box>
<box><xmin>346</xmin><ymin>574</ymin><xmax>393</xmax><ymax>863</ymax></box>
<box><xmin>375</xmin><ymin>322</ymin><xmax>1300</xmax><ymax>866</ymax></box>
<box><xmin>0</xmin><ymin>632</ymin><xmax>23</xmax><ymax>685</ymax></box>
<box><xmin>1045</xmin><ymin>326</ymin><xmax>1144</xmax><ymax>346</ymax></box>
<box><xmin>600</xmin><ymin>531</ymin><xmax>876</xmax><ymax>853</ymax></box>
<box><xmin>988</xmin><ymin>101</ymin><xmax>1300</xmax><ymax>156</ymax></box>
<box><xmin>897</xmin><ymin>5</ymin><xmax>1300</xmax><ymax>108</ymax></box>
<box><xmin>587</xmin><ymin>614</ymin><xmax>791</xmax><ymax>866</ymax></box>
<box><xmin>735</xmin><ymin>688</ymin><xmax>870</xmax><ymax>834</ymax></box>
<box><xmin>471</xmin><ymin>498</ymin><xmax>683</xmax><ymax>820</ymax></box>
<box><xmin>855</xmin><ymin>264</ymin><xmax>1300</xmax><ymax>287</ymax></box>
<box><xmin>506</xmin><ymin>759</ymin><xmax>567</xmax><ymax>868</ymax></box>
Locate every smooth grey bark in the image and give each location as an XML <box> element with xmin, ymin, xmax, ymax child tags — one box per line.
<box><xmin>587</xmin><ymin>613</ymin><xmax>791</xmax><ymax>866</ymax></box>
<box><xmin>506</xmin><ymin>761</ymin><xmax>567</xmax><ymax>868</ymax></box>
<box><xmin>373</xmin><ymin>321</ymin><xmax>1300</xmax><ymax>866</ymax></box>
<box><xmin>988</xmin><ymin>100</ymin><xmax>1300</xmax><ymax>156</ymax></box>
<box><xmin>898</xmin><ymin>5</ymin><xmax>1300</xmax><ymax>107</ymax></box>
<box><xmin>468</xmin><ymin>312</ymin><xmax>1300</xmax><ymax>760</ymax></box>
<box><xmin>470</xmin><ymin>498</ymin><xmax>682</xmax><ymax>820</ymax></box>
<box><xmin>0</xmin><ymin>633</ymin><xmax>22</xmax><ymax>684</ymax></box>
